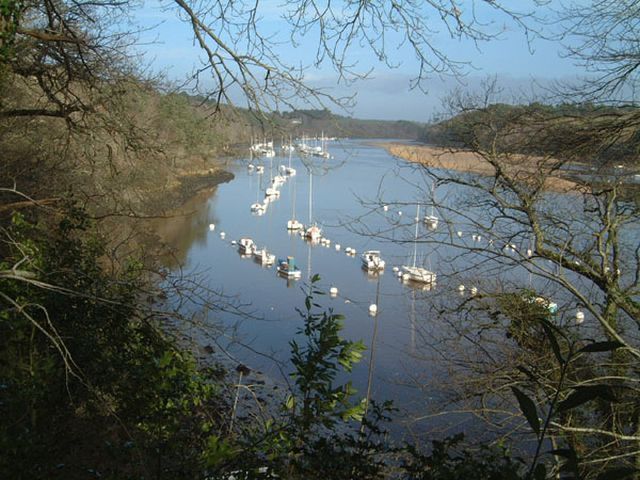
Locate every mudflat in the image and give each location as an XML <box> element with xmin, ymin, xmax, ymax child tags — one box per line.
<box><xmin>382</xmin><ymin>143</ymin><xmax>577</xmax><ymax>192</ymax></box>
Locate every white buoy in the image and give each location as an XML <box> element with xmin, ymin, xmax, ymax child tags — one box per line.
<box><xmin>231</xmin><ymin>240</ymin><xmax>237</xmax><ymax>245</ymax></box>
<box><xmin>392</xmin><ymin>266</ymin><xmax>399</xmax><ymax>273</ymax></box>
<box><xmin>398</xmin><ymin>211</ymin><xmax>402</xmax><ymax>216</ymax></box>
<box><xmin>345</xmin><ymin>247</ymin><xmax>352</xmax><ymax>254</ymax></box>
<box><xmin>330</xmin><ymin>287</ymin><xmax>338</xmax><ymax>296</ymax></box>
<box><xmin>526</xmin><ymin>249</ymin><xmax>533</xmax><ymax>257</ymax></box>
<box><xmin>335</xmin><ymin>244</ymin><xmax>341</xmax><ymax>251</ymax></box>
<box><xmin>470</xmin><ymin>287</ymin><xmax>478</xmax><ymax>296</ymax></box>
<box><xmin>457</xmin><ymin>231</ymin><xmax>463</xmax><ymax>237</ymax></box>
<box><xmin>220</xmin><ymin>232</ymin><xmax>226</xmax><ymax>239</ymax></box>
<box><xmin>472</xmin><ymin>234</ymin><xmax>477</xmax><ymax>241</ymax></box>
<box><xmin>458</xmin><ymin>284</ymin><xmax>465</xmax><ymax>292</ymax></box>
<box><xmin>369</xmin><ymin>304</ymin><xmax>378</xmax><ymax>315</ymax></box>
<box><xmin>575</xmin><ymin>310</ymin><xmax>585</xmax><ymax>324</ymax></box>
<box><xmin>350</xmin><ymin>249</ymin><xmax>356</xmax><ymax>255</ymax></box>
<box><xmin>476</xmin><ymin>235</ymin><xmax>482</xmax><ymax>242</ymax></box>
<box><xmin>383</xmin><ymin>205</ymin><xmax>389</xmax><ymax>212</ymax></box>
<box><xmin>209</xmin><ymin>223</ymin><xmax>215</xmax><ymax>231</ymax></box>
<box><xmin>397</xmin><ymin>270</ymin><xmax>403</xmax><ymax>277</ymax></box>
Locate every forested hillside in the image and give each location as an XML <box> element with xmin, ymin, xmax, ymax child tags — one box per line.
<box><xmin>420</xmin><ymin>102</ymin><xmax>640</xmax><ymax>167</ymax></box>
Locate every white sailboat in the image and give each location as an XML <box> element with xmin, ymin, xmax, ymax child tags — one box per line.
<box><xmin>250</xmin><ymin>165</ymin><xmax>266</xmax><ymax>213</ymax></box>
<box><xmin>423</xmin><ymin>182</ymin><xmax>439</xmax><ymax>229</ymax></box>
<box><xmin>287</xmin><ymin>171</ymin><xmax>304</xmax><ymax>231</ymax></box>
<box><xmin>304</xmin><ymin>170</ymin><xmax>322</xmax><ymax>242</ymax></box>
<box><xmin>265</xmin><ymin>154</ymin><xmax>280</xmax><ymax>197</ymax></box>
<box><xmin>402</xmin><ymin>205</ymin><xmax>436</xmax><ymax>285</ymax></box>
<box><xmin>284</xmin><ymin>136</ymin><xmax>296</xmax><ymax>175</ymax></box>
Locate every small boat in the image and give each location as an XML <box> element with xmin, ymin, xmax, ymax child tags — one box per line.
<box><xmin>305</xmin><ymin>224</ymin><xmax>322</xmax><ymax>242</ymax></box>
<box><xmin>238</xmin><ymin>238</ymin><xmax>256</xmax><ymax>255</ymax></box>
<box><xmin>423</xmin><ymin>215</ymin><xmax>439</xmax><ymax>229</ymax></box>
<box><xmin>253</xmin><ymin>248</ymin><xmax>275</xmax><ymax>265</ymax></box>
<box><xmin>361</xmin><ymin>250</ymin><xmax>386</xmax><ymax>271</ymax></box>
<box><xmin>287</xmin><ymin>219</ymin><xmax>304</xmax><ymax>231</ymax></box>
<box><xmin>265</xmin><ymin>187</ymin><xmax>280</xmax><ymax>197</ymax></box>
<box><xmin>255</xmin><ymin>165</ymin><xmax>264</xmax><ymax>173</ymax></box>
<box><xmin>250</xmin><ymin>202</ymin><xmax>264</xmax><ymax>213</ymax></box>
<box><xmin>276</xmin><ymin>256</ymin><xmax>302</xmax><ymax>278</ymax></box>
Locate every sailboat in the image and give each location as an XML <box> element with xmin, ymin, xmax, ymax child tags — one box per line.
<box><xmin>287</xmin><ymin>171</ymin><xmax>304</xmax><ymax>231</ymax></box>
<box><xmin>284</xmin><ymin>136</ymin><xmax>296</xmax><ymax>176</ymax></box>
<box><xmin>265</xmin><ymin>154</ymin><xmax>280</xmax><ymax>197</ymax></box>
<box><xmin>250</xmin><ymin>161</ymin><xmax>266</xmax><ymax>213</ymax></box>
<box><xmin>423</xmin><ymin>182</ymin><xmax>439</xmax><ymax>229</ymax></box>
<box><xmin>402</xmin><ymin>205</ymin><xmax>437</xmax><ymax>285</ymax></box>
<box><xmin>304</xmin><ymin>170</ymin><xmax>322</xmax><ymax>242</ymax></box>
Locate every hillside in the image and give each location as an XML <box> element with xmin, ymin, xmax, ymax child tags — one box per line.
<box><xmin>419</xmin><ymin>102</ymin><xmax>640</xmax><ymax>167</ymax></box>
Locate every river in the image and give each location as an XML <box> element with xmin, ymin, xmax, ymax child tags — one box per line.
<box><xmin>152</xmin><ymin>139</ymin><xmax>600</xmax><ymax>440</ymax></box>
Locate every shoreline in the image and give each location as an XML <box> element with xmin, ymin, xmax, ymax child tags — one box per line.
<box><xmin>381</xmin><ymin>142</ymin><xmax>578</xmax><ymax>192</ymax></box>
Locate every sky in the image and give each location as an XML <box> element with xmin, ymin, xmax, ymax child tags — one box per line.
<box><xmin>134</xmin><ymin>1</ymin><xmax>587</xmax><ymax>122</ymax></box>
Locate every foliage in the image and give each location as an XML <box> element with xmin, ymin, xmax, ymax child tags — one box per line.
<box><xmin>0</xmin><ymin>209</ymin><xmax>225</xmax><ymax>479</ymax></box>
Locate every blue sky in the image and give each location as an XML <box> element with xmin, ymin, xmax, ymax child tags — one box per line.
<box><xmin>134</xmin><ymin>1</ymin><xmax>586</xmax><ymax>121</ymax></box>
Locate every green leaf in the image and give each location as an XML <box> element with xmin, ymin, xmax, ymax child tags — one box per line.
<box><xmin>285</xmin><ymin>395</ymin><xmax>295</xmax><ymax>411</ymax></box>
<box><xmin>557</xmin><ymin>385</ymin><xmax>616</xmax><ymax>413</ymax></box>
<box><xmin>540</xmin><ymin>320</ymin><xmax>564</xmax><ymax>364</ymax></box>
<box><xmin>511</xmin><ymin>386</ymin><xmax>540</xmax><ymax>435</ymax></box>
<box><xmin>578</xmin><ymin>341</ymin><xmax>624</xmax><ymax>353</ymax></box>
<box><xmin>596</xmin><ymin>467</ymin><xmax>638</xmax><ymax>480</ymax></box>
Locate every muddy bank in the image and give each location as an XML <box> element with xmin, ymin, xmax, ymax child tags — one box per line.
<box><xmin>382</xmin><ymin>142</ymin><xmax>578</xmax><ymax>192</ymax></box>
<box><xmin>145</xmin><ymin>169</ymin><xmax>235</xmax><ymax>216</ymax></box>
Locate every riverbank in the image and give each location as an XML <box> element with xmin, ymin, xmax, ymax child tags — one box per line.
<box><xmin>381</xmin><ymin>142</ymin><xmax>578</xmax><ymax>192</ymax></box>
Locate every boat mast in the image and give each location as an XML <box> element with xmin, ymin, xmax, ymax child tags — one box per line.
<box><xmin>413</xmin><ymin>204</ymin><xmax>420</xmax><ymax>268</ymax></box>
<box><xmin>291</xmin><ymin>171</ymin><xmax>297</xmax><ymax>220</ymax></box>
<box><xmin>308</xmin><ymin>171</ymin><xmax>313</xmax><ymax>224</ymax></box>
<box><xmin>431</xmin><ymin>182</ymin><xmax>436</xmax><ymax>217</ymax></box>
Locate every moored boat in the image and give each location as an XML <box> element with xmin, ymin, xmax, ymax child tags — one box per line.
<box><xmin>276</xmin><ymin>256</ymin><xmax>302</xmax><ymax>278</ymax></box>
<box><xmin>361</xmin><ymin>250</ymin><xmax>386</xmax><ymax>271</ymax></box>
<box><xmin>238</xmin><ymin>238</ymin><xmax>256</xmax><ymax>255</ymax></box>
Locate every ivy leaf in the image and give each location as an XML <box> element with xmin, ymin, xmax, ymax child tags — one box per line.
<box><xmin>578</xmin><ymin>341</ymin><xmax>624</xmax><ymax>354</ymax></box>
<box><xmin>511</xmin><ymin>386</ymin><xmax>540</xmax><ymax>435</ymax></box>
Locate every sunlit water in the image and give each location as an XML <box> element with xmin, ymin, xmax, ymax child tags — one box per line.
<box><xmin>154</xmin><ymin>139</ymin><xmax>602</xmax><ymax>439</ymax></box>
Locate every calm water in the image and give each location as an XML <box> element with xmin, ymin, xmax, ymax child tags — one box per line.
<box><xmin>154</xmin><ymin>139</ymin><xmax>600</xmax><ymax>438</ymax></box>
